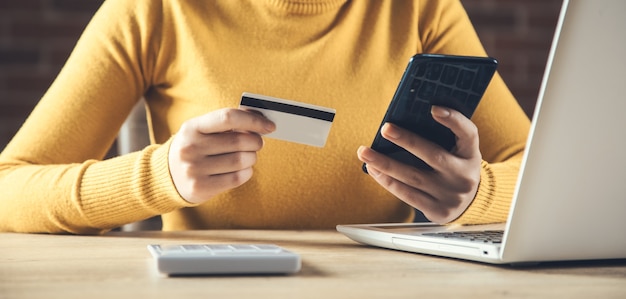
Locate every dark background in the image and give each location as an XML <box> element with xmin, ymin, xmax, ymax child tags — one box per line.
<box><xmin>0</xmin><ymin>0</ymin><xmax>563</xmax><ymax>152</ymax></box>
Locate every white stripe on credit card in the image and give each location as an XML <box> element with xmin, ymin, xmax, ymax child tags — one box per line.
<box><xmin>239</xmin><ymin>92</ymin><xmax>336</xmax><ymax>147</ymax></box>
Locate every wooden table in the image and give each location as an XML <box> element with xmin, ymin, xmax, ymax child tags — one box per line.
<box><xmin>1</xmin><ymin>230</ymin><xmax>625</xmax><ymax>298</ymax></box>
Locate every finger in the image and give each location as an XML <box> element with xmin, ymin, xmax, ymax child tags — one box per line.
<box><xmin>179</xmin><ymin>168</ymin><xmax>254</xmax><ymax>203</ymax></box>
<box><xmin>182</xmin><ymin>151</ymin><xmax>258</xmax><ymax>177</ymax></box>
<box><xmin>363</xmin><ymin>163</ymin><xmax>439</xmax><ymax>215</ymax></box>
<box><xmin>178</xmin><ymin>131</ymin><xmax>265</xmax><ymax>158</ymax></box>
<box><xmin>430</xmin><ymin>106</ymin><xmax>479</xmax><ymax>159</ymax></box>
<box><xmin>376</xmin><ymin>121</ymin><xmax>480</xmax><ymax>195</ymax></box>
<box><xmin>359</xmin><ymin>150</ymin><xmax>470</xmax><ymax>224</ymax></box>
<box><xmin>190</xmin><ymin>108</ymin><xmax>276</xmax><ymax>135</ymax></box>
<box><xmin>358</xmin><ymin>145</ymin><xmax>438</xmax><ymax>196</ymax></box>
<box><xmin>379</xmin><ymin>122</ymin><xmax>447</xmax><ymax>170</ymax></box>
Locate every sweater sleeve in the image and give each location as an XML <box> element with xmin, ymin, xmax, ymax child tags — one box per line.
<box><xmin>418</xmin><ymin>0</ymin><xmax>531</xmax><ymax>224</ymax></box>
<box><xmin>0</xmin><ymin>0</ymin><xmax>194</xmax><ymax>234</ymax></box>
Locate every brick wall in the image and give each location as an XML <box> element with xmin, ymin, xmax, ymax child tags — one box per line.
<box><xmin>0</xmin><ymin>0</ymin><xmax>562</xmax><ymax>151</ymax></box>
<box><xmin>0</xmin><ymin>0</ymin><xmax>104</xmax><ymax>151</ymax></box>
<box><xmin>462</xmin><ymin>0</ymin><xmax>562</xmax><ymax>115</ymax></box>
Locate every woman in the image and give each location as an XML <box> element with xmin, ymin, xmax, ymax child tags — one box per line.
<box><xmin>0</xmin><ymin>0</ymin><xmax>529</xmax><ymax>234</ymax></box>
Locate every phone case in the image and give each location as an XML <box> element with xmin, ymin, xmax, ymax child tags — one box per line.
<box><xmin>364</xmin><ymin>54</ymin><xmax>498</xmax><ymax>172</ymax></box>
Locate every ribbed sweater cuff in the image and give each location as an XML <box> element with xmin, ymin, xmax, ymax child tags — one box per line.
<box><xmin>450</xmin><ymin>159</ymin><xmax>521</xmax><ymax>225</ymax></box>
<box><xmin>78</xmin><ymin>139</ymin><xmax>195</xmax><ymax>228</ymax></box>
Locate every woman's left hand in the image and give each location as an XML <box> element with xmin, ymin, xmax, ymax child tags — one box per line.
<box><xmin>357</xmin><ymin>106</ymin><xmax>482</xmax><ymax>224</ymax></box>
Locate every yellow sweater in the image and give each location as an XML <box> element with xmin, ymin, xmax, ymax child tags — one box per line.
<box><xmin>0</xmin><ymin>0</ymin><xmax>529</xmax><ymax>234</ymax></box>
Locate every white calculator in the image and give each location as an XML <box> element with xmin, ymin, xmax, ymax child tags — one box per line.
<box><xmin>147</xmin><ymin>244</ymin><xmax>301</xmax><ymax>275</ymax></box>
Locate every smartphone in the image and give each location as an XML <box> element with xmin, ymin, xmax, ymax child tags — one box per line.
<box><xmin>363</xmin><ymin>54</ymin><xmax>498</xmax><ymax>172</ymax></box>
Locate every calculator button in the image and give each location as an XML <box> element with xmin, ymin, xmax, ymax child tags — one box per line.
<box><xmin>181</xmin><ymin>245</ymin><xmax>208</xmax><ymax>252</ymax></box>
<box><xmin>230</xmin><ymin>245</ymin><xmax>258</xmax><ymax>252</ymax></box>
<box><xmin>206</xmin><ymin>245</ymin><xmax>234</xmax><ymax>252</ymax></box>
<box><xmin>253</xmin><ymin>245</ymin><xmax>283</xmax><ymax>253</ymax></box>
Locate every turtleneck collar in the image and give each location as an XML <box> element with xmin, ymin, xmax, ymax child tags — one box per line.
<box><xmin>264</xmin><ymin>0</ymin><xmax>349</xmax><ymax>15</ymax></box>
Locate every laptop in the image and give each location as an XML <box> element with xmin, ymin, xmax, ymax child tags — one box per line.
<box><xmin>337</xmin><ymin>0</ymin><xmax>626</xmax><ymax>265</ymax></box>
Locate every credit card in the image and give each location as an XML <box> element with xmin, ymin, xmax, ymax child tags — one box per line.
<box><xmin>239</xmin><ymin>92</ymin><xmax>336</xmax><ymax>147</ymax></box>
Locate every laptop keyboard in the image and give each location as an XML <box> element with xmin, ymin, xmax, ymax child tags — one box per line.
<box><xmin>422</xmin><ymin>230</ymin><xmax>504</xmax><ymax>244</ymax></box>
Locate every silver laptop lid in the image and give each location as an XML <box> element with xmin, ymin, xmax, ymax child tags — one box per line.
<box><xmin>501</xmin><ymin>0</ymin><xmax>626</xmax><ymax>263</ymax></box>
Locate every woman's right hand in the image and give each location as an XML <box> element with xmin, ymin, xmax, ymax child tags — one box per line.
<box><xmin>168</xmin><ymin>108</ymin><xmax>276</xmax><ymax>204</ymax></box>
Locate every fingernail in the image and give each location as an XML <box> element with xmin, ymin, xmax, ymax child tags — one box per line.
<box><xmin>358</xmin><ymin>146</ymin><xmax>374</xmax><ymax>163</ymax></box>
<box><xmin>431</xmin><ymin>106</ymin><xmax>451</xmax><ymax>118</ymax></box>
<box><xmin>382</xmin><ymin>123</ymin><xmax>400</xmax><ymax>139</ymax></box>
<box><xmin>264</xmin><ymin>121</ymin><xmax>276</xmax><ymax>132</ymax></box>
